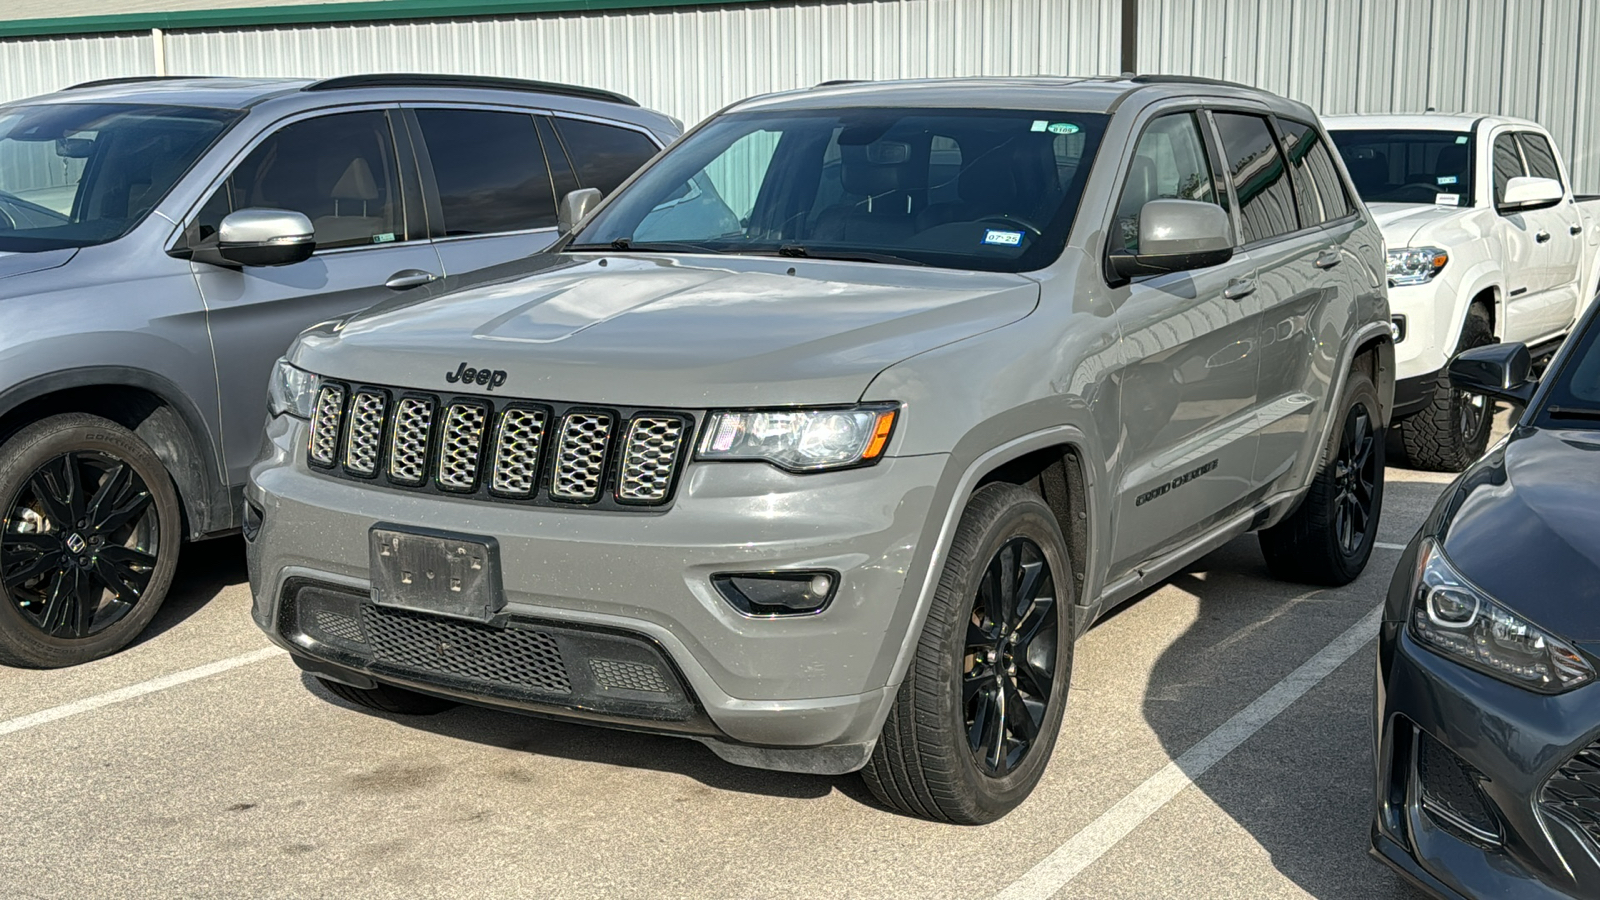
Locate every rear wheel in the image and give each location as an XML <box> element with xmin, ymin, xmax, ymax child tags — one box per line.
<box><xmin>316</xmin><ymin>677</ymin><xmax>457</xmax><ymax>715</ymax></box>
<box><xmin>0</xmin><ymin>414</ymin><xmax>182</xmax><ymax>668</ymax></box>
<box><xmin>1259</xmin><ymin>369</ymin><xmax>1384</xmax><ymax>586</ymax></box>
<box><xmin>1393</xmin><ymin>308</ymin><xmax>1495</xmax><ymax>472</ymax></box>
<box><xmin>863</xmin><ymin>483</ymin><xmax>1073</xmax><ymax>824</ymax></box>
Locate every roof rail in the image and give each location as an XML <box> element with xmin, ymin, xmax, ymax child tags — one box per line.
<box><xmin>64</xmin><ymin>75</ymin><xmax>225</xmax><ymax>91</ymax></box>
<box><xmin>815</xmin><ymin>79</ymin><xmax>868</xmax><ymax>87</ymax></box>
<box><xmin>303</xmin><ymin>73</ymin><xmax>638</xmax><ymax>107</ymax></box>
<box><xmin>1129</xmin><ymin>74</ymin><xmax>1255</xmax><ymax>91</ymax></box>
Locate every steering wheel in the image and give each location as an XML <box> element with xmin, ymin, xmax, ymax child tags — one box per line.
<box><xmin>1392</xmin><ymin>182</ymin><xmax>1447</xmax><ymax>203</ymax></box>
<box><xmin>974</xmin><ymin>215</ymin><xmax>1043</xmax><ymax>238</ymax></box>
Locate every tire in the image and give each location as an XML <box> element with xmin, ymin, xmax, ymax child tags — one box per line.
<box><xmin>1259</xmin><ymin>369</ymin><xmax>1385</xmax><ymax>586</ymax></box>
<box><xmin>316</xmin><ymin>676</ymin><xmax>457</xmax><ymax>715</ymax></box>
<box><xmin>1392</xmin><ymin>308</ymin><xmax>1495</xmax><ymax>472</ymax></box>
<box><xmin>863</xmin><ymin>483</ymin><xmax>1074</xmax><ymax>824</ymax></box>
<box><xmin>0</xmin><ymin>414</ymin><xmax>183</xmax><ymax>668</ymax></box>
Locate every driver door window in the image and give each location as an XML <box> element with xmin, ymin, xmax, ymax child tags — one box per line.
<box><xmin>1111</xmin><ymin>112</ymin><xmax>1219</xmax><ymax>253</ymax></box>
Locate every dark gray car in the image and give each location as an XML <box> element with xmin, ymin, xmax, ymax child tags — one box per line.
<box><xmin>0</xmin><ymin>74</ymin><xmax>678</xmax><ymax>668</ymax></box>
<box><xmin>246</xmin><ymin>75</ymin><xmax>1396</xmax><ymax>822</ymax></box>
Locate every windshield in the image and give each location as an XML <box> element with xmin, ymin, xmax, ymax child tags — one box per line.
<box><xmin>0</xmin><ymin>103</ymin><xmax>239</xmax><ymax>252</ymax></box>
<box><xmin>569</xmin><ymin>108</ymin><xmax>1110</xmax><ymax>272</ymax></box>
<box><xmin>1537</xmin><ymin>309</ymin><xmax>1600</xmax><ymax>426</ymax></box>
<box><xmin>1329</xmin><ymin>129</ymin><xmax>1475</xmax><ymax>207</ymax></box>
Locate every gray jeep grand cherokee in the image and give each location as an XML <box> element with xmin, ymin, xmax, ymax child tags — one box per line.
<box><xmin>0</xmin><ymin>74</ymin><xmax>676</xmax><ymax>668</ymax></box>
<box><xmin>247</xmin><ymin>75</ymin><xmax>1394</xmax><ymax>823</ymax></box>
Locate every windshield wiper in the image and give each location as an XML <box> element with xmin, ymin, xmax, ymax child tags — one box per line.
<box><xmin>566</xmin><ymin>238</ymin><xmax>728</xmax><ymax>254</ymax></box>
<box><xmin>774</xmin><ymin>245</ymin><xmax>927</xmax><ymax>267</ymax></box>
<box><xmin>1547</xmin><ymin>405</ymin><xmax>1600</xmax><ymax>420</ymax></box>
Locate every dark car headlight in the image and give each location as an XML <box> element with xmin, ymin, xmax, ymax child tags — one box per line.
<box><xmin>1408</xmin><ymin>538</ymin><xmax>1595</xmax><ymax>693</ymax></box>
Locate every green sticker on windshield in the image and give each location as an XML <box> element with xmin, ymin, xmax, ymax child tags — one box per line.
<box><xmin>1047</xmin><ymin>122</ymin><xmax>1080</xmax><ymax>135</ymax></box>
<box><xmin>1456</xmin><ymin>136</ymin><xmax>1469</xmax><ymax>144</ymax></box>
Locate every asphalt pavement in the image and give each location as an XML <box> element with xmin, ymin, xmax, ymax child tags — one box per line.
<box><xmin>0</xmin><ymin>444</ymin><xmax>1472</xmax><ymax>899</ymax></box>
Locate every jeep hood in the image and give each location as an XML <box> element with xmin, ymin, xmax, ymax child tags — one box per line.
<box><xmin>292</xmin><ymin>254</ymin><xmax>1040</xmax><ymax>408</ymax></box>
<box><xmin>0</xmin><ymin>248</ymin><xmax>76</xmax><ymax>283</ymax></box>
<box><xmin>1367</xmin><ymin>202</ymin><xmax>1473</xmax><ymax>248</ymax></box>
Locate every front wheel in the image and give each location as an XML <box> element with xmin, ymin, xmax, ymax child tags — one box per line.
<box><xmin>0</xmin><ymin>414</ymin><xmax>182</xmax><ymax>668</ymax></box>
<box><xmin>1392</xmin><ymin>309</ymin><xmax>1495</xmax><ymax>472</ymax></box>
<box><xmin>863</xmin><ymin>483</ymin><xmax>1074</xmax><ymax>824</ymax></box>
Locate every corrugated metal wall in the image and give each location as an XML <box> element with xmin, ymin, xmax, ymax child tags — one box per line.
<box><xmin>1137</xmin><ymin>0</ymin><xmax>1600</xmax><ymax>190</ymax></box>
<box><xmin>0</xmin><ymin>31</ymin><xmax>153</xmax><ymax>100</ymax></box>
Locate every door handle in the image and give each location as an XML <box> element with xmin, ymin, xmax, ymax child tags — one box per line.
<box><xmin>1313</xmin><ymin>249</ymin><xmax>1342</xmax><ymax>270</ymax></box>
<box><xmin>1536</xmin><ymin>230</ymin><xmax>1552</xmax><ymax>243</ymax></box>
<box><xmin>385</xmin><ymin>269</ymin><xmax>438</xmax><ymax>290</ymax></box>
<box><xmin>1223</xmin><ymin>279</ymin><xmax>1256</xmax><ymax>301</ymax></box>
<box><xmin>1572</xmin><ymin>224</ymin><xmax>1585</xmax><ymax>235</ymax></box>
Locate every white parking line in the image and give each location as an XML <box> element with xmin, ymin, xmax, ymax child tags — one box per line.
<box><xmin>995</xmin><ymin>604</ymin><xmax>1384</xmax><ymax>900</ymax></box>
<box><xmin>0</xmin><ymin>646</ymin><xmax>286</xmax><ymax>738</ymax></box>
<box><xmin>1375</xmin><ymin>541</ymin><xmax>1408</xmax><ymax>551</ymax></box>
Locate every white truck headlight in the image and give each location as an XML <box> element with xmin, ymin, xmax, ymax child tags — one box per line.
<box><xmin>1387</xmin><ymin>247</ymin><xmax>1449</xmax><ymax>286</ymax></box>
<box><xmin>267</xmin><ymin>358</ymin><xmax>320</xmax><ymax>419</ymax></box>
<box><xmin>698</xmin><ymin>404</ymin><xmax>898</xmax><ymax>471</ymax></box>
<box><xmin>1408</xmin><ymin>539</ymin><xmax>1595</xmax><ymax>693</ymax></box>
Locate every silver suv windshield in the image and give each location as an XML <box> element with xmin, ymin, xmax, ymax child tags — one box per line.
<box><xmin>0</xmin><ymin>102</ymin><xmax>240</xmax><ymax>252</ymax></box>
<box><xmin>569</xmin><ymin>107</ymin><xmax>1110</xmax><ymax>272</ymax></box>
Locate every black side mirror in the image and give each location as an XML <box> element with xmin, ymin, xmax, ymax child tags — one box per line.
<box><xmin>1449</xmin><ymin>342</ymin><xmax>1536</xmax><ymax>404</ymax></box>
<box><xmin>1107</xmin><ymin>199</ymin><xmax>1235</xmax><ymax>281</ymax></box>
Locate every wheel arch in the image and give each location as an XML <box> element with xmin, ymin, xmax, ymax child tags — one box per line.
<box><xmin>0</xmin><ymin>369</ymin><xmax>229</xmax><ymax>539</ymax></box>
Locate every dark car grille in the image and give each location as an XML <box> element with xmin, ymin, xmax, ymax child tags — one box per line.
<box><xmin>1417</xmin><ymin>732</ymin><xmax>1499</xmax><ymax>842</ymax></box>
<box><xmin>1542</xmin><ymin>739</ymin><xmax>1600</xmax><ymax>846</ymax></box>
<box><xmin>307</xmin><ymin>381</ymin><xmax>695</xmax><ymax>510</ymax></box>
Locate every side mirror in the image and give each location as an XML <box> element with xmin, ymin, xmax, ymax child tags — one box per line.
<box><xmin>1498</xmin><ymin>176</ymin><xmax>1564</xmax><ymax>214</ymax></box>
<box><xmin>213</xmin><ymin>208</ymin><xmax>315</xmax><ymax>267</ymax></box>
<box><xmin>1449</xmin><ymin>342</ymin><xmax>1536</xmax><ymax>404</ymax></box>
<box><xmin>558</xmin><ymin>188</ymin><xmax>604</xmax><ymax>235</ymax></box>
<box><xmin>1108</xmin><ymin>199</ymin><xmax>1234</xmax><ymax>281</ymax></box>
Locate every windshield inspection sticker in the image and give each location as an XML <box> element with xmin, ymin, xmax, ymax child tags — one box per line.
<box><xmin>1456</xmin><ymin>135</ymin><xmax>1470</xmax><ymax>144</ymax></box>
<box><xmin>1437</xmin><ymin>175</ymin><xmax>1458</xmax><ymax>185</ymax></box>
<box><xmin>1435</xmin><ymin>193</ymin><xmax>1461</xmax><ymax>206</ymax></box>
<box><xmin>983</xmin><ymin>229</ymin><xmax>1024</xmax><ymax>246</ymax></box>
<box><xmin>1031</xmin><ymin>120</ymin><xmax>1050</xmax><ymax>132</ymax></box>
<box><xmin>1047</xmin><ymin>122</ymin><xmax>1080</xmax><ymax>135</ymax></box>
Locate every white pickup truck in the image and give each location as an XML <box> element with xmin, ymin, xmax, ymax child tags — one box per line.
<box><xmin>1325</xmin><ymin>114</ymin><xmax>1600</xmax><ymax>469</ymax></box>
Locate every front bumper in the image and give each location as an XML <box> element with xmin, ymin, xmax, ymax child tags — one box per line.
<box><xmin>1393</xmin><ymin>371</ymin><xmax>1443</xmax><ymax>421</ymax></box>
<box><xmin>1374</xmin><ymin>596</ymin><xmax>1600</xmax><ymax>897</ymax></box>
<box><xmin>246</xmin><ymin>414</ymin><xmax>947</xmax><ymax>773</ymax></box>
<box><xmin>1389</xmin><ymin>279</ymin><xmax>1454</xmax><ymax>383</ymax></box>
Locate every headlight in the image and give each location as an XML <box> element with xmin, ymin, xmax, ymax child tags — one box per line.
<box><xmin>1408</xmin><ymin>539</ymin><xmax>1595</xmax><ymax>693</ymax></box>
<box><xmin>697</xmin><ymin>404</ymin><xmax>898</xmax><ymax>472</ymax></box>
<box><xmin>267</xmin><ymin>358</ymin><xmax>319</xmax><ymax>419</ymax></box>
<box><xmin>1387</xmin><ymin>247</ymin><xmax>1449</xmax><ymax>286</ymax></box>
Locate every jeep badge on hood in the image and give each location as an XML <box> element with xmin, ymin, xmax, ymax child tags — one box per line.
<box><xmin>445</xmin><ymin>362</ymin><xmax>508</xmax><ymax>391</ymax></box>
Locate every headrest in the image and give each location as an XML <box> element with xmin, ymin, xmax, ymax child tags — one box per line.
<box><xmin>838</xmin><ymin>144</ymin><xmax>907</xmax><ymax>197</ymax></box>
<box><xmin>1436</xmin><ymin>143</ymin><xmax>1468</xmax><ymax>173</ymax></box>
<box><xmin>1126</xmin><ymin>155</ymin><xmax>1159</xmax><ymax>203</ymax></box>
<box><xmin>330</xmin><ymin>157</ymin><xmax>379</xmax><ymax>202</ymax></box>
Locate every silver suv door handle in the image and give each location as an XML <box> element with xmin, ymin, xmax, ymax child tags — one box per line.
<box><xmin>385</xmin><ymin>269</ymin><xmax>438</xmax><ymax>290</ymax></box>
<box><xmin>1536</xmin><ymin>230</ymin><xmax>1552</xmax><ymax>243</ymax></box>
<box><xmin>1314</xmin><ymin>249</ymin><xmax>1342</xmax><ymax>270</ymax></box>
<box><xmin>1223</xmin><ymin>279</ymin><xmax>1256</xmax><ymax>301</ymax></box>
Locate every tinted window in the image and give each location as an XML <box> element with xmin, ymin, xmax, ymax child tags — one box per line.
<box><xmin>1112</xmin><ymin>112</ymin><xmax>1219</xmax><ymax>253</ymax></box>
<box><xmin>1517</xmin><ymin>132</ymin><xmax>1563</xmax><ymax>186</ymax></box>
<box><xmin>552</xmin><ymin>118</ymin><xmax>659</xmax><ymax>197</ymax></box>
<box><xmin>1213</xmin><ymin>113</ymin><xmax>1298</xmax><ymax>243</ymax></box>
<box><xmin>1330</xmin><ymin>129</ymin><xmax>1474</xmax><ymax>206</ymax></box>
<box><xmin>1493</xmin><ymin>133</ymin><xmax>1526</xmax><ymax>205</ymax></box>
<box><xmin>1536</xmin><ymin>309</ymin><xmax>1600</xmax><ymax>426</ymax></box>
<box><xmin>415</xmin><ymin>109</ymin><xmax>554</xmax><ymax>236</ymax></box>
<box><xmin>0</xmin><ymin>103</ymin><xmax>237</xmax><ymax>252</ymax></box>
<box><xmin>1278</xmin><ymin>118</ymin><xmax>1353</xmax><ymax>225</ymax></box>
<box><xmin>570</xmin><ymin>108</ymin><xmax>1110</xmax><ymax>273</ymax></box>
<box><xmin>195</xmin><ymin>111</ymin><xmax>403</xmax><ymax>250</ymax></box>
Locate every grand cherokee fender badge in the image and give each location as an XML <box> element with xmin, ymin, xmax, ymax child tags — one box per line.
<box><xmin>445</xmin><ymin>362</ymin><xmax>508</xmax><ymax>391</ymax></box>
<box><xmin>1136</xmin><ymin>459</ymin><xmax>1218</xmax><ymax>507</ymax></box>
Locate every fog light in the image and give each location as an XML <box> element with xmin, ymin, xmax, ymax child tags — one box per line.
<box><xmin>1391</xmin><ymin>315</ymin><xmax>1407</xmax><ymax>343</ymax></box>
<box><xmin>713</xmin><ymin>571</ymin><xmax>837</xmax><ymax>616</ymax></box>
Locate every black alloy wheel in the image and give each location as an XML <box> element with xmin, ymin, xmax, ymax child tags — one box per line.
<box><xmin>963</xmin><ymin>536</ymin><xmax>1058</xmax><ymax>776</ymax></box>
<box><xmin>1332</xmin><ymin>404</ymin><xmax>1378</xmax><ymax>557</ymax></box>
<box><xmin>3</xmin><ymin>451</ymin><xmax>161</xmax><ymax>639</ymax></box>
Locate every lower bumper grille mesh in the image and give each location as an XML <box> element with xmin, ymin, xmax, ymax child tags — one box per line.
<box><xmin>1543</xmin><ymin>740</ymin><xmax>1600</xmax><ymax>847</ymax></box>
<box><xmin>360</xmin><ymin>604</ymin><xmax>571</xmax><ymax>695</ymax></box>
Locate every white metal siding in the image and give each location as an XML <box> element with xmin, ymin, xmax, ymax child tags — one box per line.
<box><xmin>0</xmin><ymin>31</ymin><xmax>153</xmax><ymax>102</ymax></box>
<box><xmin>1138</xmin><ymin>0</ymin><xmax>1600</xmax><ymax>191</ymax></box>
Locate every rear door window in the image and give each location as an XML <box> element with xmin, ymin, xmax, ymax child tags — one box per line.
<box><xmin>1276</xmin><ymin>118</ymin><xmax>1353</xmax><ymax>226</ymax></box>
<box><xmin>1492</xmin><ymin>133</ymin><xmax>1527</xmax><ymax>205</ymax></box>
<box><xmin>414</xmin><ymin>108</ymin><xmax>556</xmax><ymax>236</ymax></box>
<box><xmin>550</xmin><ymin>118</ymin><xmax>659</xmax><ymax>198</ymax></box>
<box><xmin>1212</xmin><ymin>112</ymin><xmax>1298</xmax><ymax>244</ymax></box>
<box><xmin>1111</xmin><ymin>112</ymin><xmax>1220</xmax><ymax>253</ymax></box>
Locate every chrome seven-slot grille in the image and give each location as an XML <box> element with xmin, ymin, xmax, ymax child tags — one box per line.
<box><xmin>307</xmin><ymin>382</ymin><xmax>694</xmax><ymax>509</ymax></box>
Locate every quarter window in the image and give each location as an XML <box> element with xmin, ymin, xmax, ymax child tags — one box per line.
<box><xmin>193</xmin><ymin>111</ymin><xmax>404</xmax><ymax>250</ymax></box>
<box><xmin>1517</xmin><ymin>132</ymin><xmax>1563</xmax><ymax>187</ymax></box>
<box><xmin>1492</xmin><ymin>133</ymin><xmax>1526</xmax><ymax>206</ymax></box>
<box><xmin>1111</xmin><ymin>112</ymin><xmax>1219</xmax><ymax>253</ymax></box>
<box><xmin>1213</xmin><ymin>112</ymin><xmax>1298</xmax><ymax>244</ymax></box>
<box><xmin>414</xmin><ymin>109</ymin><xmax>555</xmax><ymax>236</ymax></box>
<box><xmin>551</xmin><ymin>118</ymin><xmax>660</xmax><ymax>198</ymax></box>
<box><xmin>1277</xmin><ymin>118</ymin><xmax>1354</xmax><ymax>226</ymax></box>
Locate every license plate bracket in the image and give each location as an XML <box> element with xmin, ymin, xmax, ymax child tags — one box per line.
<box><xmin>369</xmin><ymin>525</ymin><xmax>504</xmax><ymax>623</ymax></box>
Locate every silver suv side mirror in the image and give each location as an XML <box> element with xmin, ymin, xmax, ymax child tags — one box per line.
<box><xmin>1108</xmin><ymin>199</ymin><xmax>1234</xmax><ymax>282</ymax></box>
<box><xmin>1498</xmin><ymin>176</ymin><xmax>1564</xmax><ymax>214</ymax></box>
<box><xmin>216</xmin><ymin>208</ymin><xmax>316</xmax><ymax>267</ymax></box>
<box><xmin>558</xmin><ymin>188</ymin><xmax>603</xmax><ymax>235</ymax></box>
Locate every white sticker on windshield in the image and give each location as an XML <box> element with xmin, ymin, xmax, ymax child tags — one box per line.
<box><xmin>1435</xmin><ymin>193</ymin><xmax>1461</xmax><ymax>206</ymax></box>
<box><xmin>1031</xmin><ymin>120</ymin><xmax>1049</xmax><ymax>132</ymax></box>
<box><xmin>1047</xmin><ymin>122</ymin><xmax>1080</xmax><ymax>135</ymax></box>
<box><xmin>983</xmin><ymin>229</ymin><xmax>1024</xmax><ymax>246</ymax></box>
<box><xmin>1437</xmin><ymin>175</ymin><xmax>1458</xmax><ymax>185</ymax></box>
<box><xmin>1456</xmin><ymin>136</ymin><xmax>1469</xmax><ymax>144</ymax></box>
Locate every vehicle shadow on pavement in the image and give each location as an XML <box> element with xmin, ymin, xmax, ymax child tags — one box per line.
<box><xmin>1127</xmin><ymin>478</ymin><xmax>1444</xmax><ymax>900</ymax></box>
<box><xmin>132</xmin><ymin>535</ymin><xmax>247</xmax><ymax>647</ymax></box>
<box><xmin>298</xmin><ymin>672</ymin><xmax>881</xmax><ymax>806</ymax></box>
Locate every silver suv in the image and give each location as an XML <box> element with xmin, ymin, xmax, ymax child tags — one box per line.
<box><xmin>247</xmin><ymin>76</ymin><xmax>1394</xmax><ymax>823</ymax></box>
<box><xmin>0</xmin><ymin>74</ymin><xmax>678</xmax><ymax>668</ymax></box>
